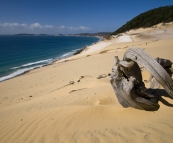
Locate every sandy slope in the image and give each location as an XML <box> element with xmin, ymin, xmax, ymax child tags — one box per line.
<box><xmin>0</xmin><ymin>23</ymin><xmax>173</xmax><ymax>143</ymax></box>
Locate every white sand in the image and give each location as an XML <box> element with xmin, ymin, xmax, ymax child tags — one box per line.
<box><xmin>112</xmin><ymin>34</ymin><xmax>133</xmax><ymax>43</ymax></box>
<box><xmin>81</xmin><ymin>41</ymin><xmax>112</xmax><ymax>55</ymax></box>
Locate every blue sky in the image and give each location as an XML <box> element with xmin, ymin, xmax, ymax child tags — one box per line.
<box><xmin>0</xmin><ymin>0</ymin><xmax>173</xmax><ymax>34</ymax></box>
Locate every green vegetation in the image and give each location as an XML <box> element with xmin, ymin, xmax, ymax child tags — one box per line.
<box><xmin>109</xmin><ymin>5</ymin><xmax>173</xmax><ymax>37</ymax></box>
<box><xmin>74</xmin><ymin>32</ymin><xmax>111</xmax><ymax>38</ymax></box>
<box><xmin>73</xmin><ymin>48</ymin><xmax>84</xmax><ymax>55</ymax></box>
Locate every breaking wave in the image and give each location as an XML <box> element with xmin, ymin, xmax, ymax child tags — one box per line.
<box><xmin>10</xmin><ymin>59</ymin><xmax>53</xmax><ymax>69</ymax></box>
<box><xmin>0</xmin><ymin>65</ymin><xmax>46</xmax><ymax>82</ymax></box>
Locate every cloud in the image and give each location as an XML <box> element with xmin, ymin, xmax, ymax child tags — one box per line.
<box><xmin>67</xmin><ymin>26</ymin><xmax>76</xmax><ymax>30</ymax></box>
<box><xmin>79</xmin><ymin>26</ymin><xmax>90</xmax><ymax>30</ymax></box>
<box><xmin>44</xmin><ymin>25</ymin><xmax>54</xmax><ymax>28</ymax></box>
<box><xmin>58</xmin><ymin>25</ymin><xmax>65</xmax><ymax>29</ymax></box>
<box><xmin>0</xmin><ymin>22</ymin><xmax>91</xmax><ymax>34</ymax></box>
<box><xmin>30</xmin><ymin>23</ymin><xmax>42</xmax><ymax>29</ymax></box>
<box><xmin>0</xmin><ymin>22</ymin><xmax>54</xmax><ymax>30</ymax></box>
<box><xmin>30</xmin><ymin>23</ymin><xmax>53</xmax><ymax>29</ymax></box>
<box><xmin>67</xmin><ymin>26</ymin><xmax>91</xmax><ymax>31</ymax></box>
<box><xmin>0</xmin><ymin>23</ymin><xmax>28</xmax><ymax>28</ymax></box>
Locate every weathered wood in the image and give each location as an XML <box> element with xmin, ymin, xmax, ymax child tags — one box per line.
<box><xmin>124</xmin><ymin>48</ymin><xmax>173</xmax><ymax>98</ymax></box>
<box><xmin>155</xmin><ymin>57</ymin><xmax>172</xmax><ymax>68</ymax></box>
<box><xmin>148</xmin><ymin>57</ymin><xmax>172</xmax><ymax>89</ymax></box>
<box><xmin>110</xmin><ymin>56</ymin><xmax>143</xmax><ymax>109</ymax></box>
<box><xmin>110</xmin><ymin>48</ymin><xmax>173</xmax><ymax>111</ymax></box>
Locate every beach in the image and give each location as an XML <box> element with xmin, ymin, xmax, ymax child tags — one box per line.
<box><xmin>0</xmin><ymin>22</ymin><xmax>173</xmax><ymax>143</ymax></box>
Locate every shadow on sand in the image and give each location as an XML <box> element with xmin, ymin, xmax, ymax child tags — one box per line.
<box><xmin>149</xmin><ymin>88</ymin><xmax>173</xmax><ymax>107</ymax></box>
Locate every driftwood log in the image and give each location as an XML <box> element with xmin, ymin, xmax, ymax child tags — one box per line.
<box><xmin>110</xmin><ymin>48</ymin><xmax>173</xmax><ymax>111</ymax></box>
<box><xmin>148</xmin><ymin>57</ymin><xmax>172</xmax><ymax>89</ymax></box>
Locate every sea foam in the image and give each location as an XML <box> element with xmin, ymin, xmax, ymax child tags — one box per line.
<box><xmin>0</xmin><ymin>65</ymin><xmax>45</xmax><ymax>82</ymax></box>
<box><xmin>10</xmin><ymin>58</ymin><xmax>53</xmax><ymax>69</ymax></box>
<box><xmin>60</xmin><ymin>52</ymin><xmax>75</xmax><ymax>58</ymax></box>
<box><xmin>0</xmin><ymin>36</ymin><xmax>99</xmax><ymax>82</ymax></box>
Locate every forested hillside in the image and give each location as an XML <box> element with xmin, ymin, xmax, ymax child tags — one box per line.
<box><xmin>110</xmin><ymin>5</ymin><xmax>173</xmax><ymax>36</ymax></box>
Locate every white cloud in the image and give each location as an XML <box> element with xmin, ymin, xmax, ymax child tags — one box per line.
<box><xmin>0</xmin><ymin>23</ymin><xmax>28</xmax><ymax>28</ymax></box>
<box><xmin>67</xmin><ymin>26</ymin><xmax>91</xmax><ymax>31</ymax></box>
<box><xmin>44</xmin><ymin>25</ymin><xmax>54</xmax><ymax>28</ymax></box>
<box><xmin>0</xmin><ymin>22</ymin><xmax>54</xmax><ymax>30</ymax></box>
<box><xmin>0</xmin><ymin>22</ymin><xmax>91</xmax><ymax>34</ymax></box>
<box><xmin>58</xmin><ymin>25</ymin><xmax>65</xmax><ymax>29</ymax></box>
<box><xmin>30</xmin><ymin>23</ymin><xmax>42</xmax><ymax>29</ymax></box>
<box><xmin>79</xmin><ymin>26</ymin><xmax>90</xmax><ymax>30</ymax></box>
<box><xmin>67</xmin><ymin>26</ymin><xmax>76</xmax><ymax>30</ymax></box>
<box><xmin>30</xmin><ymin>23</ymin><xmax>53</xmax><ymax>29</ymax></box>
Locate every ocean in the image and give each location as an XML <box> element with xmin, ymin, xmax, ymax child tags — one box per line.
<box><xmin>0</xmin><ymin>35</ymin><xmax>100</xmax><ymax>82</ymax></box>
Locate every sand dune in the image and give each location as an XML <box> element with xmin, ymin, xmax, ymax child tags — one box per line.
<box><xmin>0</xmin><ymin>23</ymin><xmax>173</xmax><ymax>143</ymax></box>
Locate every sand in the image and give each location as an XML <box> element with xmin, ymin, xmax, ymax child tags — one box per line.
<box><xmin>0</xmin><ymin>22</ymin><xmax>173</xmax><ymax>143</ymax></box>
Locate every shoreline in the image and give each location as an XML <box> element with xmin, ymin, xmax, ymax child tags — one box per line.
<box><xmin>0</xmin><ymin>36</ymin><xmax>101</xmax><ymax>82</ymax></box>
<box><xmin>0</xmin><ymin>23</ymin><xmax>173</xmax><ymax>143</ymax></box>
<box><xmin>2</xmin><ymin>22</ymin><xmax>173</xmax><ymax>82</ymax></box>
<box><xmin>1</xmin><ymin>23</ymin><xmax>173</xmax><ymax>83</ymax></box>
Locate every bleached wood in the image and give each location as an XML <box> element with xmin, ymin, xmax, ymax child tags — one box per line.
<box><xmin>110</xmin><ymin>48</ymin><xmax>173</xmax><ymax>111</ymax></box>
<box><xmin>124</xmin><ymin>48</ymin><xmax>173</xmax><ymax>97</ymax></box>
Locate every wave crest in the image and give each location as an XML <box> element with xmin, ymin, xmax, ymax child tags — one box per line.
<box><xmin>10</xmin><ymin>58</ymin><xmax>52</xmax><ymax>69</ymax></box>
<box><xmin>0</xmin><ymin>65</ymin><xmax>45</xmax><ymax>82</ymax></box>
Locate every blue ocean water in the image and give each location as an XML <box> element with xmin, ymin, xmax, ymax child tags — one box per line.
<box><xmin>0</xmin><ymin>35</ymin><xmax>100</xmax><ymax>82</ymax></box>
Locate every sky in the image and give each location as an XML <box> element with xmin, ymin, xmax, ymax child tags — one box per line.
<box><xmin>0</xmin><ymin>0</ymin><xmax>173</xmax><ymax>35</ymax></box>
